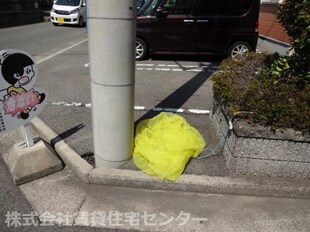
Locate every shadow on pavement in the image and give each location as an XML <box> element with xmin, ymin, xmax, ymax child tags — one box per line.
<box><xmin>135</xmin><ymin>71</ymin><xmax>213</xmax><ymax>129</ymax></box>
<box><xmin>51</xmin><ymin>124</ymin><xmax>85</xmax><ymax>147</ymax></box>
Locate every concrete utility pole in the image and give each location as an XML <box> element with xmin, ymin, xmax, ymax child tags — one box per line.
<box><xmin>87</xmin><ymin>0</ymin><xmax>136</xmax><ymax>168</ymax></box>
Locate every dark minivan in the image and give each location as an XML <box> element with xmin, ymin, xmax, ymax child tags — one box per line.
<box><xmin>136</xmin><ymin>0</ymin><xmax>260</xmax><ymax>60</ymax></box>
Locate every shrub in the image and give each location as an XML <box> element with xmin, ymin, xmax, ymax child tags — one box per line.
<box><xmin>212</xmin><ymin>1</ymin><xmax>310</xmax><ymax>132</ymax></box>
<box><xmin>277</xmin><ymin>0</ymin><xmax>310</xmax><ymax>86</ymax></box>
<box><xmin>212</xmin><ymin>53</ymin><xmax>310</xmax><ymax>132</ymax></box>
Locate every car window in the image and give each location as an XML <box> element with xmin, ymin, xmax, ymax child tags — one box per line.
<box><xmin>137</xmin><ymin>0</ymin><xmax>151</xmax><ymax>12</ymax></box>
<box><xmin>193</xmin><ymin>0</ymin><xmax>252</xmax><ymax>16</ymax></box>
<box><xmin>161</xmin><ymin>0</ymin><xmax>193</xmax><ymax>14</ymax></box>
<box><xmin>139</xmin><ymin>0</ymin><xmax>161</xmax><ymax>16</ymax></box>
<box><xmin>137</xmin><ymin>0</ymin><xmax>146</xmax><ymax>8</ymax></box>
<box><xmin>55</xmin><ymin>0</ymin><xmax>81</xmax><ymax>6</ymax></box>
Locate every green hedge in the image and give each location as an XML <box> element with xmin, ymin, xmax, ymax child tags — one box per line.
<box><xmin>212</xmin><ymin>1</ymin><xmax>309</xmax><ymax>132</ymax></box>
<box><xmin>212</xmin><ymin>53</ymin><xmax>310</xmax><ymax>132</ymax></box>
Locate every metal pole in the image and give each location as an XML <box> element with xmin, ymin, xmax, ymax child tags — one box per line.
<box><xmin>22</xmin><ymin>124</ymin><xmax>34</xmax><ymax>147</ymax></box>
<box><xmin>87</xmin><ymin>0</ymin><xmax>136</xmax><ymax>168</ymax></box>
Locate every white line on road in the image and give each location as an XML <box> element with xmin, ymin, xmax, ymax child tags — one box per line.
<box><xmin>192</xmin><ymin>218</ymin><xmax>209</xmax><ymax>222</ymax></box>
<box><xmin>50</xmin><ymin>102</ymin><xmax>211</xmax><ymax>115</ymax></box>
<box><xmin>84</xmin><ymin>62</ymin><xmax>216</xmax><ymax>73</ymax></box>
<box><xmin>134</xmin><ymin>106</ymin><xmax>146</xmax><ymax>110</ymax></box>
<box><xmin>36</xmin><ymin>39</ymin><xmax>88</xmax><ymax>64</ymax></box>
<box><xmin>155</xmin><ymin>68</ymin><xmax>171</xmax><ymax>71</ymax></box>
<box><xmin>136</xmin><ymin>64</ymin><xmax>155</xmax><ymax>66</ymax></box>
<box><xmin>187</xmin><ymin>69</ymin><xmax>203</xmax><ymax>72</ymax></box>
<box><xmin>188</xmin><ymin>109</ymin><xmax>211</xmax><ymax>114</ymax></box>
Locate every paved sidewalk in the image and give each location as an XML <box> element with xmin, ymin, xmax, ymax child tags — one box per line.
<box><xmin>13</xmin><ymin>166</ymin><xmax>310</xmax><ymax>232</ymax></box>
<box><xmin>5</xmin><ymin>146</ymin><xmax>310</xmax><ymax>232</ymax></box>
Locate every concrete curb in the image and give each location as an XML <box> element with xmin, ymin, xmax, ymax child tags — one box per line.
<box><xmin>31</xmin><ymin>117</ymin><xmax>310</xmax><ymax>199</ymax></box>
<box><xmin>31</xmin><ymin>117</ymin><xmax>93</xmax><ymax>183</ymax></box>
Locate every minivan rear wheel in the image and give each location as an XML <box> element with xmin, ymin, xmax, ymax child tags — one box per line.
<box><xmin>227</xmin><ymin>42</ymin><xmax>251</xmax><ymax>59</ymax></box>
<box><xmin>136</xmin><ymin>38</ymin><xmax>147</xmax><ymax>60</ymax></box>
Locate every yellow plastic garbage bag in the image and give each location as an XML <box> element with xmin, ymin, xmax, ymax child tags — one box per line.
<box><xmin>133</xmin><ymin>112</ymin><xmax>206</xmax><ymax>181</ymax></box>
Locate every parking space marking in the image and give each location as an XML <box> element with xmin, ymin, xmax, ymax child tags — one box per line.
<box><xmin>137</xmin><ymin>64</ymin><xmax>155</xmax><ymax>66</ymax></box>
<box><xmin>136</xmin><ymin>63</ymin><xmax>216</xmax><ymax>73</ymax></box>
<box><xmin>50</xmin><ymin>102</ymin><xmax>211</xmax><ymax>115</ymax></box>
<box><xmin>155</xmin><ymin>68</ymin><xmax>171</xmax><ymax>71</ymax></box>
<box><xmin>84</xmin><ymin>62</ymin><xmax>216</xmax><ymax>73</ymax></box>
<box><xmin>36</xmin><ymin>39</ymin><xmax>88</xmax><ymax>64</ymax></box>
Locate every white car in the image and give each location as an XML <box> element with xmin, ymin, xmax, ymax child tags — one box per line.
<box><xmin>50</xmin><ymin>0</ymin><xmax>86</xmax><ymax>27</ymax></box>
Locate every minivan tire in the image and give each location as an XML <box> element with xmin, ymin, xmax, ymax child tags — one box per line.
<box><xmin>136</xmin><ymin>38</ymin><xmax>147</xmax><ymax>60</ymax></box>
<box><xmin>78</xmin><ymin>17</ymin><xmax>84</xmax><ymax>28</ymax></box>
<box><xmin>227</xmin><ymin>41</ymin><xmax>252</xmax><ymax>58</ymax></box>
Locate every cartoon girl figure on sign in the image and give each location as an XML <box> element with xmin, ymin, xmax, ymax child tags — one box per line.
<box><xmin>0</xmin><ymin>49</ymin><xmax>47</xmax><ymax>133</ymax></box>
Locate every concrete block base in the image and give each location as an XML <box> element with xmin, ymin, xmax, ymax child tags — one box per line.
<box><xmin>6</xmin><ymin>139</ymin><xmax>64</xmax><ymax>185</ymax></box>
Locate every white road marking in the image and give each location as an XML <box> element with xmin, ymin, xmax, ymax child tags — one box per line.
<box><xmin>188</xmin><ymin>109</ymin><xmax>211</xmax><ymax>114</ymax></box>
<box><xmin>33</xmin><ymin>39</ymin><xmax>217</xmax><ymax>75</ymax></box>
<box><xmin>34</xmin><ymin>41</ymin><xmax>214</xmax><ymax>115</ymax></box>
<box><xmin>50</xmin><ymin>102</ymin><xmax>210</xmax><ymax>115</ymax></box>
<box><xmin>136</xmin><ymin>64</ymin><xmax>154</xmax><ymax>66</ymax></box>
<box><xmin>164</xmin><ymin>108</ymin><xmax>185</xmax><ymax>113</ymax></box>
<box><xmin>155</xmin><ymin>68</ymin><xmax>170</xmax><ymax>71</ymax></box>
<box><xmin>84</xmin><ymin>62</ymin><xmax>216</xmax><ymax>73</ymax></box>
<box><xmin>192</xmin><ymin>218</ymin><xmax>208</xmax><ymax>222</ymax></box>
<box><xmin>134</xmin><ymin>106</ymin><xmax>145</xmax><ymax>110</ymax></box>
<box><xmin>187</xmin><ymin>69</ymin><xmax>202</xmax><ymax>72</ymax></box>
<box><xmin>36</xmin><ymin>39</ymin><xmax>88</xmax><ymax>64</ymax></box>
<box><xmin>51</xmin><ymin>102</ymin><xmax>82</xmax><ymax>107</ymax></box>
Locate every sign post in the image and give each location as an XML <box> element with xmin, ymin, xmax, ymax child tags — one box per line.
<box><xmin>0</xmin><ymin>49</ymin><xmax>63</xmax><ymax>185</ymax></box>
<box><xmin>0</xmin><ymin>49</ymin><xmax>47</xmax><ymax>133</ymax></box>
<box><xmin>21</xmin><ymin>125</ymin><xmax>34</xmax><ymax>147</ymax></box>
